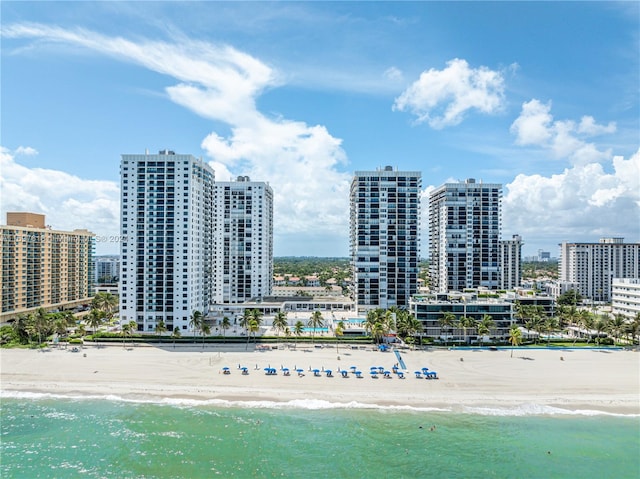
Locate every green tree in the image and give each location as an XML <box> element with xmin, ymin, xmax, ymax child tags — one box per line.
<box><xmin>477</xmin><ymin>314</ymin><xmax>495</xmax><ymax>347</ymax></box>
<box><xmin>247</xmin><ymin>319</ymin><xmax>259</xmax><ymax>350</ymax></box>
<box><xmin>307</xmin><ymin>311</ymin><xmax>324</xmax><ymax>344</ymax></box>
<box><xmin>608</xmin><ymin>314</ymin><xmax>626</xmax><ymax>345</ymax></box>
<box><xmin>91</xmin><ymin>292</ymin><xmax>118</xmax><ymax>321</ymax></box>
<box><xmin>171</xmin><ymin>326</ymin><xmax>181</xmax><ymax>349</ymax></box>
<box><xmin>335</xmin><ymin>321</ymin><xmax>344</xmax><ymax>352</ymax></box>
<box><xmin>121</xmin><ymin>322</ymin><xmax>131</xmax><ymax>348</ymax></box>
<box><xmin>86</xmin><ymin>309</ymin><xmax>106</xmax><ymax>343</ymax></box>
<box><xmin>189</xmin><ymin>310</ymin><xmax>203</xmax><ymax>344</ymax></box>
<box><xmin>220</xmin><ymin>316</ymin><xmax>231</xmax><ymax>343</ymax></box>
<box><xmin>201</xmin><ymin>323</ymin><xmax>211</xmax><ymax>349</ymax></box>
<box><xmin>557</xmin><ymin>289</ymin><xmax>582</xmax><ymax>306</ymax></box>
<box><xmin>438</xmin><ymin>311</ymin><xmax>457</xmax><ymax>346</ymax></box>
<box><xmin>272</xmin><ymin>311</ymin><xmax>288</xmax><ymax>340</ymax></box>
<box><xmin>293</xmin><ymin>320</ymin><xmax>304</xmax><ymax>346</ymax></box>
<box><xmin>11</xmin><ymin>314</ymin><xmax>31</xmax><ymax>344</ymax></box>
<box><xmin>156</xmin><ymin>320</ymin><xmax>167</xmax><ymax>343</ymax></box>
<box><xmin>509</xmin><ymin>325</ymin><xmax>522</xmax><ymax>357</ymax></box>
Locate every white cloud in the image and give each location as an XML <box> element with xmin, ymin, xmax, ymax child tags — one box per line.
<box><xmin>14</xmin><ymin>146</ymin><xmax>38</xmax><ymax>156</ymax></box>
<box><xmin>3</xmin><ymin>23</ymin><xmax>353</xmax><ymax>251</ymax></box>
<box><xmin>383</xmin><ymin>66</ymin><xmax>403</xmax><ymax>82</ymax></box>
<box><xmin>503</xmin><ymin>149</ymin><xmax>640</xmax><ymax>244</ymax></box>
<box><xmin>0</xmin><ymin>147</ymin><xmax>121</xmax><ymax>253</ymax></box>
<box><xmin>393</xmin><ymin>58</ymin><xmax>507</xmax><ymax>129</ymax></box>
<box><xmin>510</xmin><ymin>99</ymin><xmax>616</xmax><ymax>165</ymax></box>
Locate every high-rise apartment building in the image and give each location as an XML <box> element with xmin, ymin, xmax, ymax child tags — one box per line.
<box><xmin>429</xmin><ymin>179</ymin><xmax>502</xmax><ymax>292</ymax></box>
<box><xmin>213</xmin><ymin>176</ymin><xmax>273</xmax><ymax>304</ymax></box>
<box><xmin>350</xmin><ymin>166</ymin><xmax>421</xmax><ymax>311</ymax></box>
<box><xmin>1</xmin><ymin>212</ymin><xmax>95</xmax><ymax>322</ymax></box>
<box><xmin>499</xmin><ymin>234</ymin><xmax>523</xmax><ymax>290</ymax></box>
<box><xmin>119</xmin><ymin>150</ymin><xmax>215</xmax><ymax>333</ymax></box>
<box><xmin>94</xmin><ymin>255</ymin><xmax>120</xmax><ymax>283</ymax></box>
<box><xmin>559</xmin><ymin>238</ymin><xmax>640</xmax><ymax>302</ymax></box>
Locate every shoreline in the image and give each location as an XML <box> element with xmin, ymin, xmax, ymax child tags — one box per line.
<box><xmin>2</xmin><ymin>344</ymin><xmax>639</xmax><ymax>415</ymax></box>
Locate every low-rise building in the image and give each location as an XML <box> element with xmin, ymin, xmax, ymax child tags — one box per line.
<box><xmin>409</xmin><ymin>292</ymin><xmax>514</xmax><ymax>343</ymax></box>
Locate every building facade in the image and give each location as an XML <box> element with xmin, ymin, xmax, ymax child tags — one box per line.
<box><xmin>409</xmin><ymin>292</ymin><xmax>514</xmax><ymax>342</ymax></box>
<box><xmin>94</xmin><ymin>255</ymin><xmax>120</xmax><ymax>283</ymax></box>
<box><xmin>429</xmin><ymin>179</ymin><xmax>502</xmax><ymax>292</ymax></box>
<box><xmin>213</xmin><ymin>176</ymin><xmax>273</xmax><ymax>304</ymax></box>
<box><xmin>559</xmin><ymin>238</ymin><xmax>640</xmax><ymax>302</ymax></box>
<box><xmin>1</xmin><ymin>212</ymin><xmax>95</xmax><ymax>322</ymax></box>
<box><xmin>499</xmin><ymin>234</ymin><xmax>523</xmax><ymax>290</ymax></box>
<box><xmin>350</xmin><ymin>166</ymin><xmax>421</xmax><ymax>311</ymax></box>
<box><xmin>119</xmin><ymin>150</ymin><xmax>215</xmax><ymax>333</ymax></box>
<box><xmin>611</xmin><ymin>278</ymin><xmax>640</xmax><ymax>319</ymax></box>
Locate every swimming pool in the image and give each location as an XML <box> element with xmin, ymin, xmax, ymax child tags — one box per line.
<box><xmin>302</xmin><ymin>327</ymin><xmax>329</xmax><ymax>333</ymax></box>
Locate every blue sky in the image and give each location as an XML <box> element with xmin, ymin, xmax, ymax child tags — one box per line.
<box><xmin>1</xmin><ymin>1</ymin><xmax>639</xmax><ymax>258</ymax></box>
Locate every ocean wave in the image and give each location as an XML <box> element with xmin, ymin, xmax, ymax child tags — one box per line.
<box><xmin>0</xmin><ymin>389</ymin><xmax>448</xmax><ymax>412</ymax></box>
<box><xmin>461</xmin><ymin>403</ymin><xmax>640</xmax><ymax>418</ymax></box>
<box><xmin>2</xmin><ymin>390</ymin><xmax>637</xmax><ymax>417</ymax></box>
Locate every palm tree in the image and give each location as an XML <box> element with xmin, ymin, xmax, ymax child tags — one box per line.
<box><xmin>189</xmin><ymin>310</ymin><xmax>203</xmax><ymax>344</ymax></box>
<box><xmin>171</xmin><ymin>326</ymin><xmax>181</xmax><ymax>349</ymax></box>
<box><xmin>91</xmin><ymin>292</ymin><xmax>118</xmax><ymax>321</ymax></box>
<box><xmin>31</xmin><ymin>308</ymin><xmax>51</xmax><ymax>347</ymax></box>
<box><xmin>220</xmin><ymin>316</ymin><xmax>231</xmax><ymax>343</ymax></box>
<box><xmin>438</xmin><ymin>311</ymin><xmax>456</xmax><ymax>346</ymax></box>
<box><xmin>371</xmin><ymin>321</ymin><xmax>385</xmax><ymax>345</ymax></box>
<box><xmin>86</xmin><ymin>309</ymin><xmax>106</xmax><ymax>343</ymax></box>
<box><xmin>365</xmin><ymin>309</ymin><xmax>381</xmax><ymax>342</ymax></box>
<box><xmin>128</xmin><ymin>320</ymin><xmax>137</xmax><ymax>346</ymax></box>
<box><xmin>509</xmin><ymin>325</ymin><xmax>522</xmax><ymax>357</ymax></box>
<box><xmin>121</xmin><ymin>322</ymin><xmax>131</xmax><ymax>348</ymax></box>
<box><xmin>405</xmin><ymin>315</ymin><xmax>423</xmax><ymax>349</ymax></box>
<box><xmin>247</xmin><ymin>319</ymin><xmax>259</xmax><ymax>350</ymax></box>
<box><xmin>543</xmin><ymin>317</ymin><xmax>559</xmax><ymax>345</ymax></box>
<box><xmin>458</xmin><ymin>316</ymin><xmax>475</xmax><ymax>345</ymax></box>
<box><xmin>594</xmin><ymin>315</ymin><xmax>608</xmax><ymax>345</ymax></box>
<box><xmin>272</xmin><ymin>311</ymin><xmax>288</xmax><ymax>341</ymax></box>
<box><xmin>201</xmin><ymin>323</ymin><xmax>211</xmax><ymax>349</ymax></box>
<box><xmin>308</xmin><ymin>311</ymin><xmax>324</xmax><ymax>344</ymax></box>
<box><xmin>53</xmin><ymin>318</ymin><xmax>69</xmax><ymax>348</ymax></box>
<box><xmin>156</xmin><ymin>320</ymin><xmax>167</xmax><ymax>343</ymax></box>
<box><xmin>293</xmin><ymin>320</ymin><xmax>304</xmax><ymax>346</ymax></box>
<box><xmin>335</xmin><ymin>321</ymin><xmax>344</xmax><ymax>352</ymax></box>
<box><xmin>608</xmin><ymin>314</ymin><xmax>626</xmax><ymax>346</ymax></box>
<box><xmin>477</xmin><ymin>314</ymin><xmax>495</xmax><ymax>347</ymax></box>
<box><xmin>580</xmin><ymin>312</ymin><xmax>595</xmax><ymax>344</ymax></box>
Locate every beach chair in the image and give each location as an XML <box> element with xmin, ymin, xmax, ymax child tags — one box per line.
<box><xmin>341</xmin><ymin>370</ymin><xmax>349</xmax><ymax>378</ymax></box>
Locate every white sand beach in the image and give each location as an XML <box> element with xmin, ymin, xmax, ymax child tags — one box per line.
<box><xmin>1</xmin><ymin>343</ymin><xmax>638</xmax><ymax>414</ymax></box>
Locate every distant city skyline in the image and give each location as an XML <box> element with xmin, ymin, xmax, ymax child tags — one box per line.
<box><xmin>1</xmin><ymin>2</ymin><xmax>638</xmax><ymax>257</ymax></box>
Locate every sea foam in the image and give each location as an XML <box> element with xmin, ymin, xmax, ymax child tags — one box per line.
<box><xmin>2</xmin><ymin>389</ymin><xmax>637</xmax><ymax>417</ymax></box>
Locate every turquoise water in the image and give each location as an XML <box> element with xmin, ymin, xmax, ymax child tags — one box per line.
<box><xmin>302</xmin><ymin>327</ymin><xmax>329</xmax><ymax>333</ymax></box>
<box><xmin>1</xmin><ymin>394</ymin><xmax>639</xmax><ymax>478</ymax></box>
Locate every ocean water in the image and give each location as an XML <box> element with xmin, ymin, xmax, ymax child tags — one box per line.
<box><xmin>1</xmin><ymin>393</ymin><xmax>639</xmax><ymax>479</ymax></box>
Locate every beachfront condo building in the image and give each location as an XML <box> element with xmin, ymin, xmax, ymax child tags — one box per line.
<box><xmin>429</xmin><ymin>179</ymin><xmax>502</xmax><ymax>293</ymax></box>
<box><xmin>350</xmin><ymin>166</ymin><xmax>421</xmax><ymax>311</ymax></box>
<box><xmin>611</xmin><ymin>278</ymin><xmax>640</xmax><ymax>319</ymax></box>
<box><xmin>559</xmin><ymin>238</ymin><xmax>640</xmax><ymax>302</ymax></box>
<box><xmin>499</xmin><ymin>234</ymin><xmax>523</xmax><ymax>290</ymax></box>
<box><xmin>119</xmin><ymin>150</ymin><xmax>215</xmax><ymax>333</ymax></box>
<box><xmin>0</xmin><ymin>212</ymin><xmax>95</xmax><ymax>322</ymax></box>
<box><xmin>409</xmin><ymin>292</ymin><xmax>514</xmax><ymax>342</ymax></box>
<box><xmin>212</xmin><ymin>176</ymin><xmax>273</xmax><ymax>304</ymax></box>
